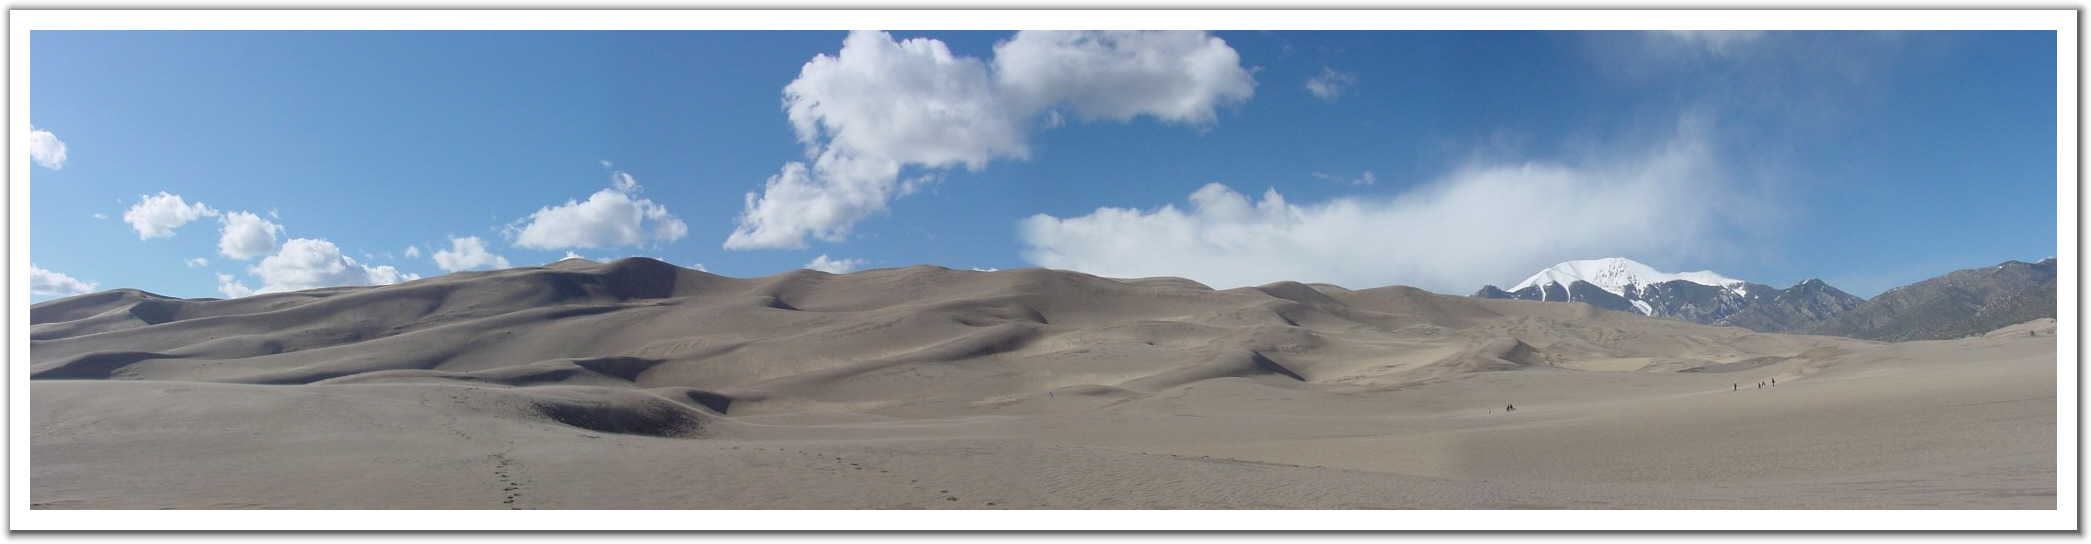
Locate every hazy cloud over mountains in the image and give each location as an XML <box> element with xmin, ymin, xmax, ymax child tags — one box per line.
<box><xmin>1023</xmin><ymin>120</ymin><xmax>1747</xmax><ymax>293</ymax></box>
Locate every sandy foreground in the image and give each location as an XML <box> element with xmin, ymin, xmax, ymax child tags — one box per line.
<box><xmin>27</xmin><ymin>259</ymin><xmax>2059</xmax><ymax>511</ymax></box>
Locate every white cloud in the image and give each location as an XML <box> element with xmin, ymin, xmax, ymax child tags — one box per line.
<box><xmin>509</xmin><ymin>171</ymin><xmax>688</xmax><ymax>250</ymax></box>
<box><xmin>1020</xmin><ymin>126</ymin><xmax>1747</xmax><ymax>293</ymax></box>
<box><xmin>729</xmin><ymin>30</ymin><xmax>1256</xmax><ymax>250</ymax></box>
<box><xmin>122</xmin><ymin>192</ymin><xmax>218</xmax><ymax>239</ymax></box>
<box><xmin>216</xmin><ymin>211</ymin><xmax>284</xmax><ymax>260</ymax></box>
<box><xmin>1304</xmin><ymin>67</ymin><xmax>1357</xmax><ymax>102</ymax></box>
<box><xmin>432</xmin><ymin>235</ymin><xmax>512</xmax><ymax>272</ymax></box>
<box><xmin>184</xmin><ymin>257</ymin><xmax>209</xmax><ymax>268</ymax></box>
<box><xmin>1653</xmin><ymin>30</ymin><xmax>1767</xmax><ymax>57</ymax></box>
<box><xmin>688</xmin><ymin>262</ymin><xmax>708</xmax><ymax>272</ymax></box>
<box><xmin>561</xmin><ymin>251</ymin><xmax>590</xmax><ymax>262</ymax></box>
<box><xmin>725</xmin><ymin>150</ymin><xmax>900</xmax><ymax>249</ymax></box>
<box><xmin>403</xmin><ymin>246</ymin><xmax>422</xmax><ymax>258</ymax></box>
<box><xmin>1314</xmin><ymin>170</ymin><xmax>1377</xmax><ymax>187</ymax></box>
<box><xmin>215</xmin><ymin>273</ymin><xmax>254</xmax><ymax>299</ymax></box>
<box><xmin>91</xmin><ymin>213</ymin><xmax>108</xmax><ymax>220</ymax></box>
<box><xmin>30</xmin><ymin>265</ymin><xmax>96</xmax><ymax>296</ymax></box>
<box><xmin>783</xmin><ymin>31</ymin><xmax>1027</xmax><ymax>170</ymax></box>
<box><xmin>29</xmin><ymin>126</ymin><xmax>68</xmax><ymax>170</ymax></box>
<box><xmin>804</xmin><ymin>254</ymin><xmax>867</xmax><ymax>274</ymax></box>
<box><xmin>245</xmin><ymin>238</ymin><xmax>419</xmax><ymax>294</ymax></box>
<box><xmin>971</xmin><ymin>267</ymin><xmax>1000</xmax><ymax>272</ymax></box>
<box><xmin>994</xmin><ymin>30</ymin><xmax>1257</xmax><ymax>126</ymax></box>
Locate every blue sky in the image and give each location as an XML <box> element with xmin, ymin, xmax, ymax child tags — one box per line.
<box><xmin>25</xmin><ymin>29</ymin><xmax>2060</xmax><ymax>302</ymax></box>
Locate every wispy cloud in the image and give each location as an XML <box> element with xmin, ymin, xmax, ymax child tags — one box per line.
<box><xmin>184</xmin><ymin>257</ymin><xmax>209</xmax><ymax>268</ymax></box>
<box><xmin>727</xmin><ymin>30</ymin><xmax>1257</xmax><ymax>250</ymax></box>
<box><xmin>1653</xmin><ymin>30</ymin><xmax>1768</xmax><ymax>58</ymax></box>
<box><xmin>1020</xmin><ymin>119</ymin><xmax>1753</xmax><ymax>292</ymax></box>
<box><xmin>1304</xmin><ymin>66</ymin><xmax>1357</xmax><ymax>102</ymax></box>
<box><xmin>1313</xmin><ymin>170</ymin><xmax>1377</xmax><ymax>187</ymax></box>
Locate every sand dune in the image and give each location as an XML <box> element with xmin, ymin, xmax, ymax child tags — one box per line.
<box><xmin>28</xmin><ymin>258</ymin><xmax>2058</xmax><ymax>511</ymax></box>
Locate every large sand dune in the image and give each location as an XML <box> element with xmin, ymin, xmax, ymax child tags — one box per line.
<box><xmin>28</xmin><ymin>258</ymin><xmax>2058</xmax><ymax>510</ymax></box>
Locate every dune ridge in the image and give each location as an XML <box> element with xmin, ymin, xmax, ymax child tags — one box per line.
<box><xmin>33</xmin><ymin>258</ymin><xmax>1866</xmax><ymax>414</ymax></box>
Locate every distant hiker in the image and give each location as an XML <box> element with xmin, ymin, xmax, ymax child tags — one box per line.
<box><xmin>1734</xmin><ymin>383</ymin><xmax>1738</xmax><ymax>392</ymax></box>
<box><xmin>1505</xmin><ymin>404</ymin><xmax>1516</xmax><ymax>413</ymax></box>
<box><xmin>1770</xmin><ymin>377</ymin><xmax>1776</xmax><ymax>388</ymax></box>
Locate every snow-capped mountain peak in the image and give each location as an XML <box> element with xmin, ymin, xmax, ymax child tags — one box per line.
<box><xmin>1476</xmin><ymin>258</ymin><xmax>1863</xmax><ymax>332</ymax></box>
<box><xmin>1509</xmin><ymin>257</ymin><xmax>1746</xmax><ymax>297</ymax></box>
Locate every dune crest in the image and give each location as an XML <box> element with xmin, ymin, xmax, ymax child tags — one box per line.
<box><xmin>32</xmin><ymin>258</ymin><xmax>1870</xmax><ymax>414</ymax></box>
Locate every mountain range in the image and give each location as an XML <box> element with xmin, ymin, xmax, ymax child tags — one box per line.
<box><xmin>1803</xmin><ymin>258</ymin><xmax>2057</xmax><ymax>342</ymax></box>
<box><xmin>1471</xmin><ymin>257</ymin><xmax>1863</xmax><ymax>333</ymax></box>
<box><xmin>1472</xmin><ymin>257</ymin><xmax>2057</xmax><ymax>341</ymax></box>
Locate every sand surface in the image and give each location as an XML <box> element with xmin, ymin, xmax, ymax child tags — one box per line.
<box><xmin>28</xmin><ymin>259</ymin><xmax>2058</xmax><ymax>510</ymax></box>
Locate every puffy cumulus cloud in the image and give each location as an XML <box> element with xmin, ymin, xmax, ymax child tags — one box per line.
<box><xmin>725</xmin><ymin>150</ymin><xmax>901</xmax><ymax>249</ymax></box>
<box><xmin>245</xmin><ymin>238</ymin><xmax>418</xmax><ymax>294</ymax></box>
<box><xmin>1020</xmin><ymin>128</ymin><xmax>1749</xmax><ymax>293</ymax></box>
<box><xmin>29</xmin><ymin>126</ymin><xmax>68</xmax><ymax>170</ymax></box>
<box><xmin>784</xmin><ymin>30</ymin><xmax>1028</xmax><ymax>170</ymax></box>
<box><xmin>216</xmin><ymin>273</ymin><xmax>254</xmax><ymax>299</ymax></box>
<box><xmin>509</xmin><ymin>171</ymin><xmax>688</xmax><ymax>250</ymax></box>
<box><xmin>217</xmin><ymin>211</ymin><xmax>284</xmax><ymax>260</ymax></box>
<box><xmin>993</xmin><ymin>30</ymin><xmax>1257</xmax><ymax>126</ymax></box>
<box><xmin>729</xmin><ymin>30</ymin><xmax>1256</xmax><ymax>250</ymax></box>
<box><xmin>403</xmin><ymin>246</ymin><xmax>422</xmax><ymax>258</ymax></box>
<box><xmin>803</xmin><ymin>254</ymin><xmax>867</xmax><ymax>274</ymax></box>
<box><xmin>123</xmin><ymin>192</ymin><xmax>218</xmax><ymax>239</ymax></box>
<box><xmin>432</xmin><ymin>235</ymin><xmax>512</xmax><ymax>272</ymax></box>
<box><xmin>30</xmin><ymin>265</ymin><xmax>97</xmax><ymax>296</ymax></box>
<box><xmin>1304</xmin><ymin>67</ymin><xmax>1357</xmax><ymax>102</ymax></box>
<box><xmin>184</xmin><ymin>257</ymin><xmax>209</xmax><ymax>268</ymax></box>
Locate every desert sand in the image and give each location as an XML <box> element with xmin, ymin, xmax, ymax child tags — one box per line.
<box><xmin>28</xmin><ymin>258</ymin><xmax>2058</xmax><ymax>510</ymax></box>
